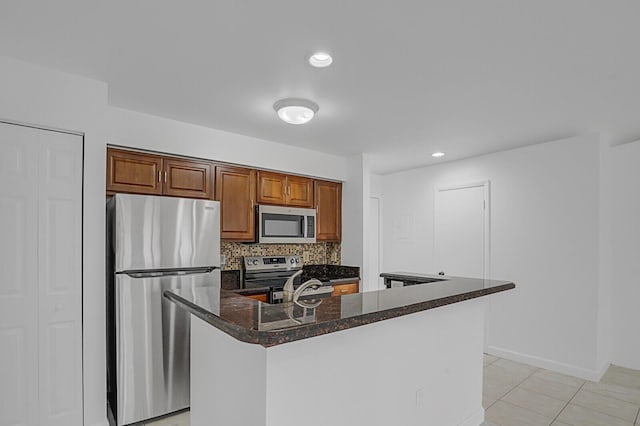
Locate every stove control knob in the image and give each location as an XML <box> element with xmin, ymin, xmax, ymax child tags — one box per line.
<box><xmin>252</xmin><ymin>259</ymin><xmax>259</xmax><ymax>265</ymax></box>
<box><xmin>290</xmin><ymin>258</ymin><xmax>295</xmax><ymax>264</ymax></box>
<box><xmin>295</xmin><ymin>257</ymin><xmax>300</xmax><ymax>263</ymax></box>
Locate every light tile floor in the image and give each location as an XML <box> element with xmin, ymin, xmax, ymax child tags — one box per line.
<box><xmin>145</xmin><ymin>355</ymin><xmax>640</xmax><ymax>426</ymax></box>
<box><xmin>482</xmin><ymin>354</ymin><xmax>640</xmax><ymax>426</ymax></box>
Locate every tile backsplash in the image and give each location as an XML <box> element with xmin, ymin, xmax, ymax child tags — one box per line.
<box><xmin>221</xmin><ymin>242</ymin><xmax>341</xmax><ymax>270</ymax></box>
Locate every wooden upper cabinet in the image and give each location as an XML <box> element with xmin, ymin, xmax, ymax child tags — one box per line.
<box><xmin>106</xmin><ymin>148</ymin><xmax>163</xmax><ymax>195</ymax></box>
<box><xmin>163</xmin><ymin>157</ymin><xmax>213</xmax><ymax>199</ymax></box>
<box><xmin>215</xmin><ymin>165</ymin><xmax>256</xmax><ymax>241</ymax></box>
<box><xmin>256</xmin><ymin>171</ymin><xmax>314</xmax><ymax>208</ymax></box>
<box><xmin>256</xmin><ymin>171</ymin><xmax>286</xmax><ymax>205</ymax></box>
<box><xmin>286</xmin><ymin>175</ymin><xmax>314</xmax><ymax>208</ymax></box>
<box><xmin>315</xmin><ymin>180</ymin><xmax>342</xmax><ymax>242</ymax></box>
<box><xmin>106</xmin><ymin>148</ymin><xmax>215</xmax><ymax>199</ymax></box>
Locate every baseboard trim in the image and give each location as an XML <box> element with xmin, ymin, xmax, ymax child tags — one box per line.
<box><xmin>487</xmin><ymin>345</ymin><xmax>609</xmax><ymax>382</ymax></box>
<box><xmin>458</xmin><ymin>407</ymin><xmax>484</xmax><ymax>426</ymax></box>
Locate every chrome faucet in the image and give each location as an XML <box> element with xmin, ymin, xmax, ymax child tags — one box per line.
<box><xmin>283</xmin><ymin>270</ymin><xmax>324</xmax><ymax>303</ymax></box>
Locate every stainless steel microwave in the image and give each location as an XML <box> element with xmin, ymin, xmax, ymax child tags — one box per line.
<box><xmin>257</xmin><ymin>205</ymin><xmax>316</xmax><ymax>244</ymax></box>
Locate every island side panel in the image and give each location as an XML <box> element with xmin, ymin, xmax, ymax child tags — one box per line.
<box><xmin>264</xmin><ymin>298</ymin><xmax>487</xmax><ymax>426</ymax></box>
<box><xmin>191</xmin><ymin>316</ymin><xmax>267</xmax><ymax>426</ymax></box>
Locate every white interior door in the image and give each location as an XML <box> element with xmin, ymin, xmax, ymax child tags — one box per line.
<box><xmin>434</xmin><ymin>182</ymin><xmax>489</xmax><ymax>279</ymax></box>
<box><xmin>368</xmin><ymin>196</ymin><xmax>382</xmax><ymax>290</ymax></box>
<box><xmin>0</xmin><ymin>122</ymin><xmax>83</xmax><ymax>426</ymax></box>
<box><xmin>0</xmin><ymin>123</ymin><xmax>40</xmax><ymax>426</ymax></box>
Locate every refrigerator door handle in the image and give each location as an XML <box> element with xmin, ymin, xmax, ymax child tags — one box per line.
<box><xmin>121</xmin><ymin>266</ymin><xmax>217</xmax><ymax>278</ymax></box>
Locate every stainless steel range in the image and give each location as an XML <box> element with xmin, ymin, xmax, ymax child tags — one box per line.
<box><xmin>242</xmin><ymin>255</ymin><xmax>333</xmax><ymax>303</ymax></box>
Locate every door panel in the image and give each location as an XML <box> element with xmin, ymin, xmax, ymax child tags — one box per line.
<box><xmin>114</xmin><ymin>194</ymin><xmax>221</xmax><ymax>271</ymax></box>
<box><xmin>46</xmin><ymin>322</ymin><xmax>77</xmax><ymax>416</ymax></box>
<box><xmin>286</xmin><ymin>176</ymin><xmax>314</xmax><ymax>207</ymax></box>
<box><xmin>37</xmin><ymin>129</ymin><xmax>83</xmax><ymax>426</ymax></box>
<box><xmin>435</xmin><ymin>185</ymin><xmax>486</xmax><ymax>279</ymax></box>
<box><xmin>163</xmin><ymin>157</ymin><xmax>214</xmax><ymax>199</ymax></box>
<box><xmin>116</xmin><ymin>270</ymin><xmax>220</xmax><ymax>425</ymax></box>
<box><xmin>256</xmin><ymin>171</ymin><xmax>286</xmax><ymax>205</ymax></box>
<box><xmin>0</xmin><ymin>328</ymin><xmax>29</xmax><ymax>425</ymax></box>
<box><xmin>0</xmin><ymin>123</ymin><xmax>40</xmax><ymax>426</ymax></box>
<box><xmin>215</xmin><ymin>166</ymin><xmax>256</xmax><ymax>241</ymax></box>
<box><xmin>107</xmin><ymin>148</ymin><xmax>163</xmax><ymax>195</ymax></box>
<box><xmin>315</xmin><ymin>180</ymin><xmax>342</xmax><ymax>242</ymax></box>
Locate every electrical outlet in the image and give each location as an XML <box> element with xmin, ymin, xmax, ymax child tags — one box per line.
<box><xmin>303</xmin><ymin>251</ymin><xmax>310</xmax><ymax>263</ymax></box>
<box><xmin>220</xmin><ymin>255</ymin><xmax>226</xmax><ymax>267</ymax></box>
<box><xmin>331</xmin><ymin>250</ymin><xmax>338</xmax><ymax>263</ymax></box>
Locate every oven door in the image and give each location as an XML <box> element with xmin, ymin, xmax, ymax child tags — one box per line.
<box><xmin>243</xmin><ymin>271</ymin><xmax>302</xmax><ymax>304</ymax></box>
<box><xmin>258</xmin><ymin>205</ymin><xmax>316</xmax><ymax>244</ymax></box>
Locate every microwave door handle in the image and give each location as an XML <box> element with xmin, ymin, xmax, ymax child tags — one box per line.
<box><xmin>303</xmin><ymin>215</ymin><xmax>308</xmax><ymax>238</ymax></box>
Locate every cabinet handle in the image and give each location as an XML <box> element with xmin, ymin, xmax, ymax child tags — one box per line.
<box><xmin>251</xmin><ymin>199</ymin><xmax>254</xmax><ymax>209</ymax></box>
<box><xmin>158</xmin><ymin>171</ymin><xmax>162</xmax><ymax>182</ymax></box>
<box><xmin>164</xmin><ymin>171</ymin><xmax>167</xmax><ymax>183</ymax></box>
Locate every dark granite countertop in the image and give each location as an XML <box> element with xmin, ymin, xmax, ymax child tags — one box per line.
<box><xmin>380</xmin><ymin>271</ymin><xmax>449</xmax><ymax>285</ymax></box>
<box><xmin>301</xmin><ymin>264</ymin><xmax>360</xmax><ymax>282</ymax></box>
<box><xmin>165</xmin><ymin>273</ymin><xmax>514</xmax><ymax>348</ymax></box>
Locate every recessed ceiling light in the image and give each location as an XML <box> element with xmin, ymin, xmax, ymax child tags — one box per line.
<box><xmin>432</xmin><ymin>152</ymin><xmax>445</xmax><ymax>158</ymax></box>
<box><xmin>273</xmin><ymin>98</ymin><xmax>319</xmax><ymax>125</ymax></box>
<box><xmin>308</xmin><ymin>52</ymin><xmax>333</xmax><ymax>68</ymax></box>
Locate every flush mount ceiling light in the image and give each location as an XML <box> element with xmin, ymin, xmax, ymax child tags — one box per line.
<box><xmin>273</xmin><ymin>98</ymin><xmax>319</xmax><ymax>125</ymax></box>
<box><xmin>432</xmin><ymin>152</ymin><xmax>445</xmax><ymax>158</ymax></box>
<box><xmin>308</xmin><ymin>52</ymin><xmax>333</xmax><ymax>68</ymax></box>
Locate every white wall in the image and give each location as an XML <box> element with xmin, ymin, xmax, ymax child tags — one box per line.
<box><xmin>380</xmin><ymin>134</ymin><xmax>606</xmax><ymax>379</ymax></box>
<box><xmin>105</xmin><ymin>107</ymin><xmax>348</xmax><ymax>181</ymax></box>
<box><xmin>341</xmin><ymin>154</ymin><xmax>366</xmax><ymax>272</ymax></box>
<box><xmin>0</xmin><ymin>55</ymin><xmax>351</xmax><ymax>426</ymax></box>
<box><xmin>610</xmin><ymin>139</ymin><xmax>640</xmax><ymax>370</ymax></box>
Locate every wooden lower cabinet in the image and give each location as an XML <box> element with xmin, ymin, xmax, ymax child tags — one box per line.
<box><xmin>163</xmin><ymin>157</ymin><xmax>214</xmax><ymax>199</ymax></box>
<box><xmin>245</xmin><ymin>293</ymin><xmax>269</xmax><ymax>303</ymax></box>
<box><xmin>106</xmin><ymin>148</ymin><xmax>163</xmax><ymax>195</ymax></box>
<box><xmin>331</xmin><ymin>281</ymin><xmax>359</xmax><ymax>296</ymax></box>
<box><xmin>215</xmin><ymin>165</ymin><xmax>256</xmax><ymax>241</ymax></box>
<box><xmin>315</xmin><ymin>180</ymin><xmax>342</xmax><ymax>242</ymax></box>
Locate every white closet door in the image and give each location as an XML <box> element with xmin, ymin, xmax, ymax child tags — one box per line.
<box><xmin>37</xmin><ymin>129</ymin><xmax>83</xmax><ymax>426</ymax></box>
<box><xmin>0</xmin><ymin>124</ymin><xmax>40</xmax><ymax>426</ymax></box>
<box><xmin>0</xmin><ymin>122</ymin><xmax>83</xmax><ymax>426</ymax></box>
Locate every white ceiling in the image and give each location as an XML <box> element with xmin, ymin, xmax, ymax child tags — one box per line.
<box><xmin>1</xmin><ymin>1</ymin><xmax>639</xmax><ymax>174</ymax></box>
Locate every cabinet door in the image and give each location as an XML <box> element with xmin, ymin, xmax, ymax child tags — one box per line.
<box><xmin>163</xmin><ymin>157</ymin><xmax>214</xmax><ymax>199</ymax></box>
<box><xmin>331</xmin><ymin>281</ymin><xmax>359</xmax><ymax>296</ymax></box>
<box><xmin>286</xmin><ymin>175</ymin><xmax>314</xmax><ymax>208</ymax></box>
<box><xmin>315</xmin><ymin>180</ymin><xmax>342</xmax><ymax>242</ymax></box>
<box><xmin>106</xmin><ymin>148</ymin><xmax>163</xmax><ymax>195</ymax></box>
<box><xmin>245</xmin><ymin>293</ymin><xmax>269</xmax><ymax>303</ymax></box>
<box><xmin>215</xmin><ymin>166</ymin><xmax>256</xmax><ymax>241</ymax></box>
<box><xmin>256</xmin><ymin>171</ymin><xmax>286</xmax><ymax>205</ymax></box>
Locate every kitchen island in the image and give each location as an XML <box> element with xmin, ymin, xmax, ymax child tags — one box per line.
<box><xmin>165</xmin><ymin>274</ymin><xmax>514</xmax><ymax>426</ymax></box>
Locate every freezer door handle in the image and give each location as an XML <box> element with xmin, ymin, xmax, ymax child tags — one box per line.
<box><xmin>121</xmin><ymin>266</ymin><xmax>216</xmax><ymax>278</ymax></box>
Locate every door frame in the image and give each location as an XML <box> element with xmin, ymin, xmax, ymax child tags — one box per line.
<box><xmin>434</xmin><ymin>180</ymin><xmax>491</xmax><ymax>280</ymax></box>
<box><xmin>369</xmin><ymin>195</ymin><xmax>383</xmax><ymax>290</ymax></box>
<box><xmin>0</xmin><ymin>118</ymin><xmax>85</xmax><ymax>425</ymax></box>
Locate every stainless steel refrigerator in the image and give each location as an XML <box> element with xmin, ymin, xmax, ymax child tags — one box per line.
<box><xmin>106</xmin><ymin>194</ymin><xmax>220</xmax><ymax>426</ymax></box>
